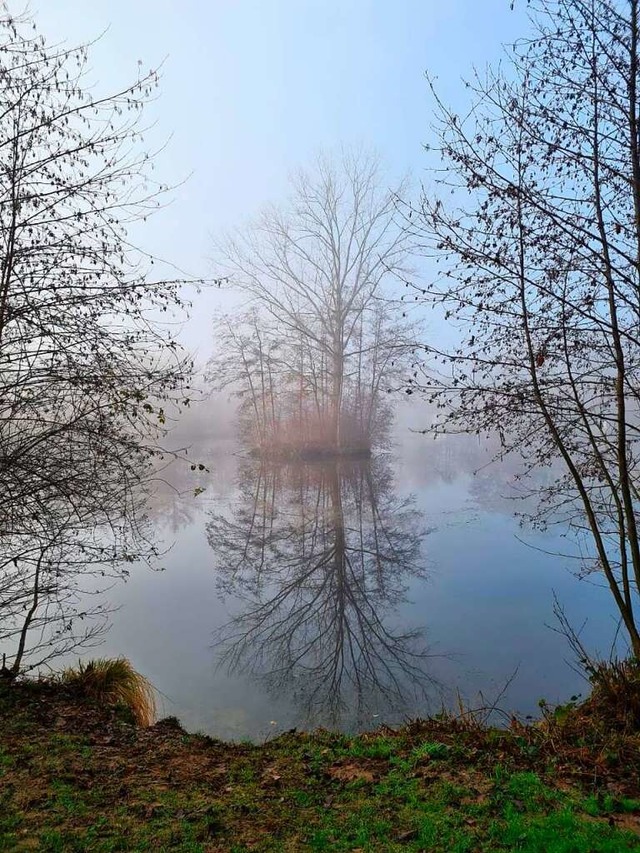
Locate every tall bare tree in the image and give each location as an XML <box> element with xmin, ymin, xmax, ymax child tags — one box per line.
<box><xmin>0</xmin><ymin>7</ymin><xmax>193</xmax><ymax>673</ymax></box>
<box><xmin>411</xmin><ymin>0</ymin><xmax>640</xmax><ymax>655</ymax></box>
<box><xmin>212</xmin><ymin>151</ymin><xmax>413</xmax><ymax>454</ymax></box>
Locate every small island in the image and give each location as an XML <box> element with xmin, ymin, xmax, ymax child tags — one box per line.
<box><xmin>208</xmin><ymin>155</ymin><xmax>413</xmax><ymax>464</ymax></box>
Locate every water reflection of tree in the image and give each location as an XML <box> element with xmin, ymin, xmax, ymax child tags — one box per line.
<box><xmin>206</xmin><ymin>454</ymin><xmax>436</xmax><ymax>729</ymax></box>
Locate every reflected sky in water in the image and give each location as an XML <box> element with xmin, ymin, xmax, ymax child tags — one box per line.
<box><xmin>89</xmin><ymin>431</ymin><xmax>620</xmax><ymax>739</ymax></box>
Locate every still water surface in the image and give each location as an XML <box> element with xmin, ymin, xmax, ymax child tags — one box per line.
<box><xmin>91</xmin><ymin>432</ymin><xmax>619</xmax><ymax>740</ymax></box>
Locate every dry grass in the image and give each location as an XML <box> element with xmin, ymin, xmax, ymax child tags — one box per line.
<box><xmin>59</xmin><ymin>657</ymin><xmax>156</xmax><ymax>726</ymax></box>
<box><xmin>551</xmin><ymin>600</ymin><xmax>640</xmax><ymax>733</ymax></box>
<box><xmin>581</xmin><ymin>658</ymin><xmax>640</xmax><ymax>731</ymax></box>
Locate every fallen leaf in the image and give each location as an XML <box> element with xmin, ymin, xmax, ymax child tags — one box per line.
<box><xmin>261</xmin><ymin>765</ymin><xmax>282</xmax><ymax>786</ymax></box>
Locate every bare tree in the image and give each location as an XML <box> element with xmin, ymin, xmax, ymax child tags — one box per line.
<box><xmin>0</xmin><ymin>8</ymin><xmax>194</xmax><ymax>673</ymax></box>
<box><xmin>410</xmin><ymin>0</ymin><xmax>640</xmax><ymax>655</ymax></box>
<box><xmin>208</xmin><ymin>311</ymin><xmax>290</xmax><ymax>448</ymax></box>
<box><xmin>212</xmin><ymin>151</ymin><xmax>413</xmax><ymax>455</ymax></box>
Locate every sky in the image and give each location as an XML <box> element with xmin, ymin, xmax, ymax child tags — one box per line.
<box><xmin>31</xmin><ymin>0</ymin><xmax>532</xmax><ymax>360</ymax></box>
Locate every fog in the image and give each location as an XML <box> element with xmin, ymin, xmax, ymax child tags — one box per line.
<box><xmin>32</xmin><ymin>0</ymin><xmax>530</xmax><ymax>360</ymax></box>
<box><xmin>2</xmin><ymin>1</ymin><xmax>636</xmax><ymax>740</ymax></box>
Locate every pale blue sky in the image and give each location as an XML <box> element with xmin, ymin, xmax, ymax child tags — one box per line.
<box><xmin>33</xmin><ymin>1</ymin><xmax>531</xmax><ymax>356</ymax></box>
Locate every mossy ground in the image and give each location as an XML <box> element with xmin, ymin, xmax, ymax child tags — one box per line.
<box><xmin>2</xmin><ymin>682</ymin><xmax>640</xmax><ymax>851</ymax></box>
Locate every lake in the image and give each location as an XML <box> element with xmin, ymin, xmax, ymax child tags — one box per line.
<box><xmin>87</xmin><ymin>428</ymin><xmax>620</xmax><ymax>740</ymax></box>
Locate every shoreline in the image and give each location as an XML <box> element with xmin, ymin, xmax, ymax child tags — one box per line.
<box><xmin>2</xmin><ymin>675</ymin><xmax>640</xmax><ymax>851</ymax></box>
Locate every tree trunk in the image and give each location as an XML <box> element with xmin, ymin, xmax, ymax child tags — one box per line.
<box><xmin>331</xmin><ymin>347</ymin><xmax>344</xmax><ymax>450</ymax></box>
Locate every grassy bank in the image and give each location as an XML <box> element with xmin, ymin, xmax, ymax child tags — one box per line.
<box><xmin>2</xmin><ymin>673</ymin><xmax>640</xmax><ymax>852</ymax></box>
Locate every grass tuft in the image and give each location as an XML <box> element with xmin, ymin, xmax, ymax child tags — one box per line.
<box><xmin>59</xmin><ymin>657</ymin><xmax>156</xmax><ymax>726</ymax></box>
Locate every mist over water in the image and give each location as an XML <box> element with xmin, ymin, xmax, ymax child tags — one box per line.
<box><xmin>86</xmin><ymin>403</ymin><xmax>618</xmax><ymax>740</ymax></box>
